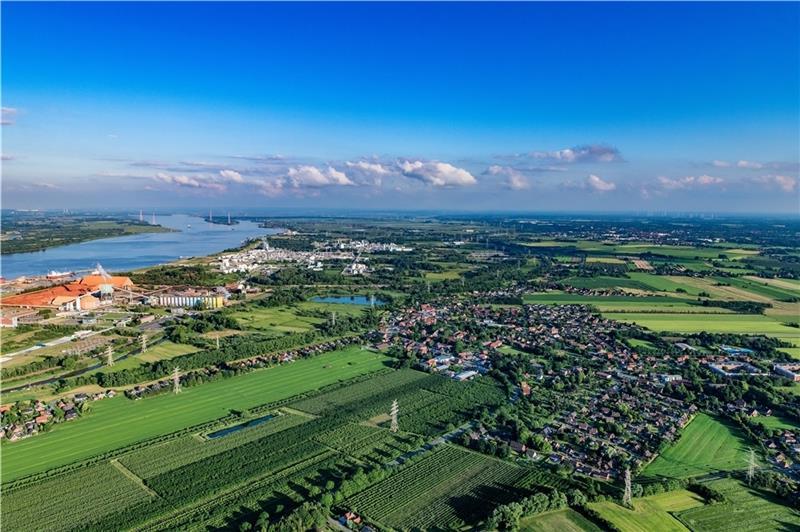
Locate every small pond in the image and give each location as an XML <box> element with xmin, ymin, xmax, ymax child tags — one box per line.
<box><xmin>310</xmin><ymin>295</ymin><xmax>385</xmax><ymax>306</ymax></box>
<box><xmin>206</xmin><ymin>413</ymin><xmax>277</xmax><ymax>439</ymax></box>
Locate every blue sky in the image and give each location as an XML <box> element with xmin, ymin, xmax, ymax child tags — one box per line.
<box><xmin>2</xmin><ymin>2</ymin><xmax>798</xmax><ymax>213</ymax></box>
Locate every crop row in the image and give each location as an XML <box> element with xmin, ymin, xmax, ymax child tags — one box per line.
<box><xmin>400</xmin><ymin>459</ymin><xmax>528</xmax><ymax>529</ymax></box>
<box><xmin>4</xmin><ymin>463</ymin><xmax>152</xmax><ymax>532</ymax></box>
<box><xmin>145</xmin><ymin>419</ymin><xmax>334</xmax><ymax>505</ymax></box>
<box><xmin>120</xmin><ymin>413</ymin><xmax>308</xmax><ymax>479</ymax></box>
<box><xmin>347</xmin><ymin>446</ymin><xmax>496</xmax><ymax>520</ymax></box>
<box><xmin>290</xmin><ymin>369</ymin><xmax>430</xmax><ymax>414</ymax></box>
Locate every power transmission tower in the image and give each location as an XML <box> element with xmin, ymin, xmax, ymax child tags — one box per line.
<box><xmin>172</xmin><ymin>367</ymin><xmax>181</xmax><ymax>394</ymax></box>
<box><xmin>141</xmin><ymin>335</ymin><xmax>147</xmax><ymax>353</ymax></box>
<box><xmin>370</xmin><ymin>294</ymin><xmax>375</xmax><ymax>308</ymax></box>
<box><xmin>106</xmin><ymin>345</ymin><xmax>114</xmax><ymax>366</ymax></box>
<box><xmin>390</xmin><ymin>399</ymin><xmax>399</xmax><ymax>433</ymax></box>
<box><xmin>216</xmin><ymin>334</ymin><xmax>220</xmax><ymax>350</ymax></box>
<box><xmin>330</xmin><ymin>311</ymin><xmax>336</xmax><ymax>327</ymax></box>
<box><xmin>622</xmin><ymin>468</ymin><xmax>632</xmax><ymax>507</ymax></box>
<box><xmin>747</xmin><ymin>448</ymin><xmax>756</xmax><ymax>485</ymax></box>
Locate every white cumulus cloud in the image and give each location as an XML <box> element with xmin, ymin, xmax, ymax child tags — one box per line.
<box><xmin>286</xmin><ymin>165</ymin><xmax>354</xmax><ymax>188</ymax></box>
<box><xmin>486</xmin><ymin>165</ymin><xmax>530</xmax><ymax>190</ymax></box>
<box><xmin>398</xmin><ymin>160</ymin><xmax>477</xmax><ymax>187</ymax></box>
<box><xmin>657</xmin><ymin>175</ymin><xmax>724</xmax><ymax>190</ymax></box>
<box><xmin>219</xmin><ymin>169</ymin><xmax>244</xmax><ymax>183</ymax></box>
<box><xmin>586</xmin><ymin>174</ymin><xmax>616</xmax><ymax>192</ymax></box>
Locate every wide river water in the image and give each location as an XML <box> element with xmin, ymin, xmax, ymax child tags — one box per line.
<box><xmin>1</xmin><ymin>214</ymin><xmax>280</xmax><ymax>279</ymax></box>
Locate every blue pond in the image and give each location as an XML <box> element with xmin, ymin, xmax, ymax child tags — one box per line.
<box><xmin>310</xmin><ymin>295</ymin><xmax>385</xmax><ymax>306</ymax></box>
<box><xmin>206</xmin><ymin>414</ymin><xmax>277</xmax><ymax>439</ymax></box>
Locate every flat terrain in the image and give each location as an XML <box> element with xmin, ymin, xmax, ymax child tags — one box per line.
<box><xmin>1</xmin><ymin>346</ymin><xmax>389</xmax><ymax>481</ymax></box>
<box><xmin>520</xmin><ymin>509</ymin><xmax>602</xmax><ymax>531</ymax></box>
<box><xmin>643</xmin><ymin>414</ymin><xmax>753</xmax><ymax>478</ymax></box>
<box><xmin>604</xmin><ymin>312</ymin><xmax>797</xmax><ymax>337</ymax></box>
<box><xmin>676</xmin><ymin>478</ymin><xmax>800</xmax><ymax>531</ymax></box>
<box><xmin>589</xmin><ymin>490</ymin><xmax>705</xmax><ymax>532</ymax></box>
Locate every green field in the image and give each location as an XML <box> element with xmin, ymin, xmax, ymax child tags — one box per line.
<box><xmin>676</xmin><ymin>478</ymin><xmax>800</xmax><ymax>531</ymax></box>
<box><xmin>605</xmin><ymin>312</ymin><xmax>797</xmax><ymax>336</ymax></box>
<box><xmin>2</xmin><ymin>462</ymin><xmax>154</xmax><ymax>531</ymax></box>
<box><xmin>1</xmin><ymin>346</ymin><xmax>389</xmax><ymax>481</ymax></box>
<box><xmin>230</xmin><ymin>301</ymin><xmax>366</xmax><ymax>337</ymax></box>
<box><xmin>520</xmin><ymin>509</ymin><xmax>602</xmax><ymax>531</ymax></box>
<box><xmin>753</xmin><ymin>413</ymin><xmax>800</xmax><ymax>431</ymax></box>
<box><xmin>347</xmin><ymin>444</ymin><xmax>528</xmax><ymax>529</ymax></box>
<box><xmin>524</xmin><ymin>291</ymin><xmax>731</xmax><ymax>313</ymax></box>
<box><xmin>643</xmin><ymin>414</ymin><xmax>753</xmax><ymax>478</ymax></box>
<box><xmin>589</xmin><ymin>490</ymin><xmax>705</xmax><ymax>532</ymax></box>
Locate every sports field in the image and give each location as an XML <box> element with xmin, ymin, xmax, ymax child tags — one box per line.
<box><xmin>520</xmin><ymin>509</ymin><xmax>602</xmax><ymax>531</ymax></box>
<box><xmin>1</xmin><ymin>346</ymin><xmax>389</xmax><ymax>481</ymax></box>
<box><xmin>589</xmin><ymin>490</ymin><xmax>705</xmax><ymax>532</ymax></box>
<box><xmin>643</xmin><ymin>414</ymin><xmax>753</xmax><ymax>478</ymax></box>
<box><xmin>676</xmin><ymin>478</ymin><xmax>800</xmax><ymax>531</ymax></box>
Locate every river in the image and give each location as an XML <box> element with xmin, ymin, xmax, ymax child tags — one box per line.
<box><xmin>0</xmin><ymin>214</ymin><xmax>280</xmax><ymax>278</ymax></box>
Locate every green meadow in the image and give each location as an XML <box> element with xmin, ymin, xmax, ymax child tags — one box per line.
<box><xmin>604</xmin><ymin>313</ymin><xmax>797</xmax><ymax>336</ymax></box>
<box><xmin>1</xmin><ymin>346</ymin><xmax>389</xmax><ymax>481</ymax></box>
<box><xmin>520</xmin><ymin>509</ymin><xmax>602</xmax><ymax>531</ymax></box>
<box><xmin>675</xmin><ymin>478</ymin><xmax>800</xmax><ymax>531</ymax></box>
<box><xmin>589</xmin><ymin>490</ymin><xmax>705</xmax><ymax>532</ymax></box>
<box><xmin>643</xmin><ymin>414</ymin><xmax>753</xmax><ymax>479</ymax></box>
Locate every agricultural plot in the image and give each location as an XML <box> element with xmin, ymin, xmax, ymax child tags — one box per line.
<box><xmin>520</xmin><ymin>509</ymin><xmax>602</xmax><ymax>532</ymax></box>
<box><xmin>347</xmin><ymin>445</ymin><xmax>528</xmax><ymax>529</ymax></box>
<box><xmin>290</xmin><ymin>369</ymin><xmax>506</xmax><ymax>437</ymax></box>
<box><xmin>313</xmin><ymin>422</ymin><xmax>415</xmax><ymax>463</ymax></box>
<box><xmin>230</xmin><ymin>301</ymin><xmax>366</xmax><ymax>337</ymax></box>
<box><xmin>523</xmin><ymin>292</ymin><xmax>729</xmax><ymax>313</ymax></box>
<box><xmin>2</xmin><ymin>462</ymin><xmax>153</xmax><ymax>532</ymax></box>
<box><xmin>675</xmin><ymin>478</ymin><xmax>800</xmax><ymax>531</ymax></box>
<box><xmin>589</xmin><ymin>490</ymin><xmax>705</xmax><ymax>532</ymax></box>
<box><xmin>604</xmin><ymin>312</ymin><xmax>796</xmax><ymax>336</ymax></box>
<box><xmin>137</xmin><ymin>341</ymin><xmax>199</xmax><ymax>362</ymax></box>
<box><xmin>1</xmin><ymin>347</ymin><xmax>389</xmax><ymax>481</ymax></box>
<box><xmin>562</xmin><ymin>276</ymin><xmax>654</xmax><ymax>291</ymax></box>
<box><xmin>119</xmin><ymin>413</ymin><xmax>309</xmax><ymax>478</ymax></box>
<box><xmin>643</xmin><ymin>414</ymin><xmax>753</xmax><ymax>478</ymax></box>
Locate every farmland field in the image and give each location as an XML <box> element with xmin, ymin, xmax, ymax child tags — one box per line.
<box><xmin>676</xmin><ymin>478</ymin><xmax>800</xmax><ymax>531</ymax></box>
<box><xmin>589</xmin><ymin>490</ymin><xmax>705</xmax><ymax>532</ymax></box>
<box><xmin>2</xmin><ymin>462</ymin><xmax>154</xmax><ymax>531</ymax></box>
<box><xmin>520</xmin><ymin>509</ymin><xmax>602</xmax><ymax>531</ymax></box>
<box><xmin>1</xmin><ymin>346</ymin><xmax>390</xmax><ymax>481</ymax></box>
<box><xmin>604</xmin><ymin>312</ymin><xmax>797</xmax><ymax>336</ymax></box>
<box><xmin>347</xmin><ymin>445</ymin><xmax>528</xmax><ymax>529</ymax></box>
<box><xmin>524</xmin><ymin>292</ymin><xmax>731</xmax><ymax>313</ymax></box>
<box><xmin>229</xmin><ymin>301</ymin><xmax>366</xmax><ymax>337</ymax></box>
<box><xmin>643</xmin><ymin>414</ymin><xmax>753</xmax><ymax>478</ymax></box>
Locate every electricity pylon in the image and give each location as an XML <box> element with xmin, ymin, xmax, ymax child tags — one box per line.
<box><xmin>106</xmin><ymin>345</ymin><xmax>114</xmax><ymax>366</ymax></box>
<box><xmin>747</xmin><ymin>448</ymin><xmax>756</xmax><ymax>485</ymax></box>
<box><xmin>172</xmin><ymin>367</ymin><xmax>181</xmax><ymax>394</ymax></box>
<box><xmin>390</xmin><ymin>399</ymin><xmax>399</xmax><ymax>433</ymax></box>
<box><xmin>622</xmin><ymin>468</ymin><xmax>632</xmax><ymax>507</ymax></box>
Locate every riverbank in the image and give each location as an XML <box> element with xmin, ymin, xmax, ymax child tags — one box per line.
<box><xmin>1</xmin><ymin>215</ymin><xmax>279</xmax><ymax>279</ymax></box>
<box><xmin>1</xmin><ymin>218</ymin><xmax>174</xmax><ymax>255</ymax></box>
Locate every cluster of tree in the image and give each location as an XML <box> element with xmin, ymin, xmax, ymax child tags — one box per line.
<box><xmin>164</xmin><ymin>312</ymin><xmax>240</xmax><ymax>344</ymax></box>
<box><xmin>1</xmin><ymin>355</ymin><xmax>73</xmax><ymax>379</ymax></box>
<box><xmin>698</xmin><ymin>299</ymin><xmax>772</xmax><ymax>314</ymax></box>
<box><xmin>128</xmin><ymin>264</ymin><xmax>234</xmax><ymax>286</ymax></box>
<box><xmin>748</xmin><ymin>470</ymin><xmax>800</xmax><ymax>509</ymax></box>
<box><xmin>248</xmin><ymin>267</ymin><xmax>327</xmax><ymax>286</ymax></box>
<box><xmin>485</xmin><ymin>489</ymin><xmax>571</xmax><ymax>531</ymax></box>
<box><xmin>252</xmin><ymin>287</ymin><xmax>306</xmax><ymax>307</ymax></box>
<box><xmin>63</xmin><ymin>331</ymin><xmax>319</xmax><ymax>389</ymax></box>
<box><xmin>315</xmin><ymin>308</ymin><xmax>381</xmax><ymax>336</ymax></box>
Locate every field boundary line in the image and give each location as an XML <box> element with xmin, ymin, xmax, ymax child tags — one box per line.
<box><xmin>110</xmin><ymin>458</ymin><xmax>160</xmax><ymax>498</ymax></box>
